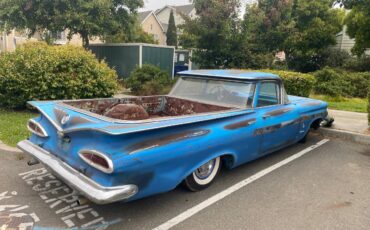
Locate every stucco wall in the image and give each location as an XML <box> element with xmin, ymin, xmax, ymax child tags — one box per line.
<box><xmin>141</xmin><ymin>14</ymin><xmax>166</xmax><ymax>45</ymax></box>
<box><xmin>0</xmin><ymin>29</ymin><xmax>101</xmax><ymax>53</ymax></box>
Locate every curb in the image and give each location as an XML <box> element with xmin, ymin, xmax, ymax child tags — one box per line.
<box><xmin>0</xmin><ymin>140</ymin><xmax>22</xmax><ymax>154</ymax></box>
<box><xmin>314</xmin><ymin>128</ymin><xmax>370</xmax><ymax>146</ymax></box>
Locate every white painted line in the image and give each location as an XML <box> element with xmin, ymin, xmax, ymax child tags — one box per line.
<box><xmin>153</xmin><ymin>139</ymin><xmax>330</xmax><ymax>230</ymax></box>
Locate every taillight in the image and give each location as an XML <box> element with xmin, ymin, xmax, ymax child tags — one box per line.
<box><xmin>27</xmin><ymin>119</ymin><xmax>48</xmax><ymax>137</ymax></box>
<box><xmin>78</xmin><ymin>150</ymin><xmax>114</xmax><ymax>173</ymax></box>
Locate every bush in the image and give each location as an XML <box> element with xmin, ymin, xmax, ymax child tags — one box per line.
<box><xmin>313</xmin><ymin>67</ymin><xmax>370</xmax><ymax>98</ymax></box>
<box><xmin>0</xmin><ymin>42</ymin><xmax>118</xmax><ymax>109</ymax></box>
<box><xmin>125</xmin><ymin>64</ymin><xmax>173</xmax><ymax>95</ymax></box>
<box><xmin>368</xmin><ymin>90</ymin><xmax>370</xmax><ymax>126</ymax></box>
<box><xmin>262</xmin><ymin>69</ymin><xmax>316</xmax><ymax>97</ymax></box>
<box><xmin>344</xmin><ymin>56</ymin><xmax>370</xmax><ymax>72</ymax></box>
<box><xmin>324</xmin><ymin>49</ymin><xmax>351</xmax><ymax>68</ymax></box>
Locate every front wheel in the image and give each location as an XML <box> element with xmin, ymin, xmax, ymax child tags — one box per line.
<box><xmin>183</xmin><ymin>157</ymin><xmax>221</xmax><ymax>192</ymax></box>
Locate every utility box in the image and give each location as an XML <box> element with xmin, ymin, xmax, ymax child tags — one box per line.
<box><xmin>88</xmin><ymin>43</ymin><xmax>175</xmax><ymax>78</ymax></box>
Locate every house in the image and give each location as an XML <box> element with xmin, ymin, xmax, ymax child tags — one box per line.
<box><xmin>0</xmin><ymin>30</ymin><xmax>38</xmax><ymax>53</ymax></box>
<box><xmin>155</xmin><ymin>4</ymin><xmax>196</xmax><ymax>33</ymax></box>
<box><xmin>138</xmin><ymin>11</ymin><xmax>166</xmax><ymax>45</ymax></box>
<box><xmin>333</xmin><ymin>25</ymin><xmax>355</xmax><ymax>54</ymax></box>
<box><xmin>333</xmin><ymin>25</ymin><xmax>370</xmax><ymax>55</ymax></box>
<box><xmin>0</xmin><ymin>29</ymin><xmax>101</xmax><ymax>53</ymax></box>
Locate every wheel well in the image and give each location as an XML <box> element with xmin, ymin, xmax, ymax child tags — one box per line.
<box><xmin>311</xmin><ymin>118</ymin><xmax>322</xmax><ymax>130</ymax></box>
<box><xmin>221</xmin><ymin>154</ymin><xmax>235</xmax><ymax>169</ymax></box>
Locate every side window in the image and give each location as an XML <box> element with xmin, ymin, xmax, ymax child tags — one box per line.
<box><xmin>257</xmin><ymin>82</ymin><xmax>280</xmax><ymax>107</ymax></box>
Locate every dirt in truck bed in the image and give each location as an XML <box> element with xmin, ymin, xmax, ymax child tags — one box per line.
<box><xmin>63</xmin><ymin>96</ymin><xmax>232</xmax><ymax>120</ymax></box>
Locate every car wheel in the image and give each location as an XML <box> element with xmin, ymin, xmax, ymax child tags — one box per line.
<box><xmin>184</xmin><ymin>157</ymin><xmax>221</xmax><ymax>192</ymax></box>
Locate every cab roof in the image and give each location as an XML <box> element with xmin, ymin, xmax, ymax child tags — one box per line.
<box><xmin>178</xmin><ymin>69</ymin><xmax>280</xmax><ymax>81</ymax></box>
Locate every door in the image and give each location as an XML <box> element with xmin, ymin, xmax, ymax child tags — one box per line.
<box><xmin>254</xmin><ymin>81</ymin><xmax>300</xmax><ymax>154</ymax></box>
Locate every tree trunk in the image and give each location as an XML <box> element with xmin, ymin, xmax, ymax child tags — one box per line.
<box><xmin>81</xmin><ymin>33</ymin><xmax>89</xmax><ymax>47</ymax></box>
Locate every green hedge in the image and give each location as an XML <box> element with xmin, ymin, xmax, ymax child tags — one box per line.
<box><xmin>125</xmin><ymin>64</ymin><xmax>174</xmax><ymax>95</ymax></box>
<box><xmin>0</xmin><ymin>43</ymin><xmax>118</xmax><ymax>109</ymax></box>
<box><xmin>313</xmin><ymin>67</ymin><xmax>370</xmax><ymax>98</ymax></box>
<box><xmin>368</xmin><ymin>89</ymin><xmax>370</xmax><ymax>126</ymax></box>
<box><xmin>262</xmin><ymin>69</ymin><xmax>316</xmax><ymax>97</ymax></box>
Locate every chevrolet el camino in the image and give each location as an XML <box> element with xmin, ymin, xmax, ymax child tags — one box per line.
<box><xmin>18</xmin><ymin>70</ymin><xmax>328</xmax><ymax>204</ymax></box>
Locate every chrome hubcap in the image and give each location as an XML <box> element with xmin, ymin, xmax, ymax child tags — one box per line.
<box><xmin>194</xmin><ymin>159</ymin><xmax>216</xmax><ymax>179</ymax></box>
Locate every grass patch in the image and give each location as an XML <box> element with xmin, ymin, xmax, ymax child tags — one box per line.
<box><xmin>310</xmin><ymin>94</ymin><xmax>368</xmax><ymax>113</ymax></box>
<box><xmin>0</xmin><ymin>109</ymin><xmax>36</xmax><ymax>147</ymax></box>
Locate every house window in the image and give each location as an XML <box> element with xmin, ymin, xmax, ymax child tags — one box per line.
<box><xmin>52</xmin><ymin>31</ymin><xmax>66</xmax><ymax>40</ymax></box>
<box><xmin>179</xmin><ymin>54</ymin><xmax>185</xmax><ymax>62</ymax></box>
<box><xmin>150</xmin><ymin>24</ymin><xmax>153</xmax><ymax>30</ymax></box>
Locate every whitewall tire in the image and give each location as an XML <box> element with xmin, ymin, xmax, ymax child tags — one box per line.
<box><xmin>184</xmin><ymin>157</ymin><xmax>221</xmax><ymax>191</ymax></box>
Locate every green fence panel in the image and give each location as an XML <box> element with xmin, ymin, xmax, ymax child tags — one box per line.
<box><xmin>89</xmin><ymin>45</ymin><xmax>139</xmax><ymax>78</ymax></box>
<box><xmin>142</xmin><ymin>46</ymin><xmax>174</xmax><ymax>78</ymax></box>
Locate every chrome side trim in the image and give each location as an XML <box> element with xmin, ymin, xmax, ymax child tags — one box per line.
<box><xmin>27</xmin><ymin>119</ymin><xmax>48</xmax><ymax>137</ymax></box>
<box><xmin>78</xmin><ymin>149</ymin><xmax>114</xmax><ymax>174</ymax></box>
<box><xmin>17</xmin><ymin>140</ymin><xmax>138</xmax><ymax>204</ymax></box>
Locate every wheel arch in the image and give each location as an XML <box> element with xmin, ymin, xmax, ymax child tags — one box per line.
<box><xmin>179</xmin><ymin>151</ymin><xmax>238</xmax><ymax>185</ymax></box>
<box><xmin>310</xmin><ymin>117</ymin><xmax>323</xmax><ymax>130</ymax></box>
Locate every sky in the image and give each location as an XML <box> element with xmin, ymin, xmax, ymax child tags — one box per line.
<box><xmin>141</xmin><ymin>0</ymin><xmax>254</xmax><ymax>14</ymax></box>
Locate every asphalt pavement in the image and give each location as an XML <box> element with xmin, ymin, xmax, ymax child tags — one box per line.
<box><xmin>0</xmin><ymin>133</ymin><xmax>369</xmax><ymax>230</ymax></box>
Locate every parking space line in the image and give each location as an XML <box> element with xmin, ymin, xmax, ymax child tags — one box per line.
<box><xmin>153</xmin><ymin>139</ymin><xmax>330</xmax><ymax>230</ymax></box>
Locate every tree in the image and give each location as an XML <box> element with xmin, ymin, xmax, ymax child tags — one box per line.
<box><xmin>179</xmin><ymin>0</ymin><xmax>244</xmax><ymax>68</ymax></box>
<box><xmin>243</xmin><ymin>0</ymin><xmax>293</xmax><ymax>54</ymax></box>
<box><xmin>335</xmin><ymin>0</ymin><xmax>370</xmax><ymax>56</ymax></box>
<box><xmin>166</xmin><ymin>10</ymin><xmax>178</xmax><ymax>46</ymax></box>
<box><xmin>0</xmin><ymin>0</ymin><xmax>143</xmax><ymax>47</ymax></box>
<box><xmin>242</xmin><ymin>0</ymin><xmax>294</xmax><ymax>68</ymax></box>
<box><xmin>104</xmin><ymin>24</ymin><xmax>158</xmax><ymax>44</ymax></box>
<box><xmin>242</xmin><ymin>0</ymin><xmax>342</xmax><ymax>72</ymax></box>
<box><xmin>284</xmin><ymin>0</ymin><xmax>343</xmax><ymax>72</ymax></box>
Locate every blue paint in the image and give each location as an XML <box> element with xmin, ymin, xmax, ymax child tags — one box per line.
<box><xmin>179</xmin><ymin>69</ymin><xmax>280</xmax><ymax>80</ymax></box>
<box><xmin>25</xmin><ymin>71</ymin><xmax>328</xmax><ymax>202</ymax></box>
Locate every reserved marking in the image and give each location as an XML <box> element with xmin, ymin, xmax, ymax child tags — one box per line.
<box><xmin>153</xmin><ymin>139</ymin><xmax>330</xmax><ymax>230</ymax></box>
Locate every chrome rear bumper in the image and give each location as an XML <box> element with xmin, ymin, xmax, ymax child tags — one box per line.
<box><xmin>17</xmin><ymin>140</ymin><xmax>138</xmax><ymax>204</ymax></box>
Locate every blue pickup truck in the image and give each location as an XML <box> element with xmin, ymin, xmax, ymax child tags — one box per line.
<box><xmin>18</xmin><ymin>70</ymin><xmax>328</xmax><ymax>204</ymax></box>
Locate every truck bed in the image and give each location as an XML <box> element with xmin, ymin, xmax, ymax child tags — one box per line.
<box><xmin>63</xmin><ymin>96</ymin><xmax>233</xmax><ymax>121</ymax></box>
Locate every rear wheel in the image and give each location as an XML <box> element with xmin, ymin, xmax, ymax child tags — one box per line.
<box><xmin>184</xmin><ymin>157</ymin><xmax>221</xmax><ymax>192</ymax></box>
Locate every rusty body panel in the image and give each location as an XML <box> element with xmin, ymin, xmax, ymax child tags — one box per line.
<box><xmin>64</xmin><ymin>96</ymin><xmax>230</xmax><ymax>121</ymax></box>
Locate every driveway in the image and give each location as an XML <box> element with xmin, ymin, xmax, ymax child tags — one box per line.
<box><xmin>0</xmin><ymin>133</ymin><xmax>369</xmax><ymax>230</ymax></box>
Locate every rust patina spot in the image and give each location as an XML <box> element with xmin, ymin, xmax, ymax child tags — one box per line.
<box><xmin>301</xmin><ymin>101</ymin><xmax>322</xmax><ymax>107</ymax></box>
<box><xmin>63</xmin><ymin>96</ymin><xmax>230</xmax><ymax>120</ymax></box>
<box><xmin>104</xmin><ymin>104</ymin><xmax>150</xmax><ymax>120</ymax></box>
<box><xmin>224</xmin><ymin>118</ymin><xmax>256</xmax><ymax>130</ymax></box>
<box><xmin>126</xmin><ymin>129</ymin><xmax>210</xmax><ymax>154</ymax></box>
<box><xmin>264</xmin><ymin>108</ymin><xmax>293</xmax><ymax>117</ymax></box>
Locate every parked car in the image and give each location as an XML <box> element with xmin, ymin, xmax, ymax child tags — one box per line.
<box><xmin>18</xmin><ymin>70</ymin><xmax>328</xmax><ymax>204</ymax></box>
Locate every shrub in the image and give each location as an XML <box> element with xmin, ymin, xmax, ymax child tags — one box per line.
<box><xmin>262</xmin><ymin>69</ymin><xmax>316</xmax><ymax>97</ymax></box>
<box><xmin>344</xmin><ymin>56</ymin><xmax>370</xmax><ymax>72</ymax></box>
<box><xmin>0</xmin><ymin>42</ymin><xmax>118</xmax><ymax>109</ymax></box>
<box><xmin>125</xmin><ymin>64</ymin><xmax>173</xmax><ymax>95</ymax></box>
<box><xmin>313</xmin><ymin>67</ymin><xmax>370</xmax><ymax>98</ymax></box>
<box><xmin>324</xmin><ymin>49</ymin><xmax>351</xmax><ymax>68</ymax></box>
<box><xmin>368</xmin><ymin>90</ymin><xmax>370</xmax><ymax>126</ymax></box>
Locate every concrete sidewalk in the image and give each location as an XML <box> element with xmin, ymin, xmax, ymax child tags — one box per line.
<box><xmin>314</xmin><ymin>109</ymin><xmax>370</xmax><ymax>145</ymax></box>
<box><xmin>328</xmin><ymin>109</ymin><xmax>369</xmax><ymax>134</ymax></box>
